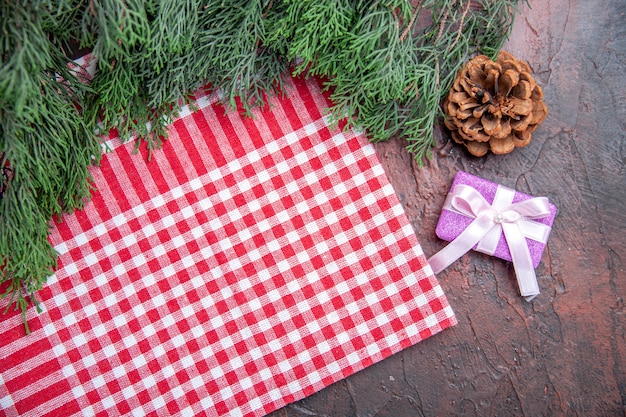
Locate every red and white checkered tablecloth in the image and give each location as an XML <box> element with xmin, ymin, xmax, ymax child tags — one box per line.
<box><xmin>0</xmin><ymin>75</ymin><xmax>455</xmax><ymax>417</ymax></box>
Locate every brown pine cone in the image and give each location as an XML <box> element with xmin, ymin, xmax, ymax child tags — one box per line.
<box><xmin>442</xmin><ymin>51</ymin><xmax>548</xmax><ymax>157</ymax></box>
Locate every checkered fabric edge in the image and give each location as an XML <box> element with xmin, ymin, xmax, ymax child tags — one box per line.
<box><xmin>0</xmin><ymin>74</ymin><xmax>455</xmax><ymax>417</ymax></box>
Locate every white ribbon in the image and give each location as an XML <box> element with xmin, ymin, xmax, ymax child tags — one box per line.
<box><xmin>428</xmin><ymin>184</ymin><xmax>552</xmax><ymax>301</ymax></box>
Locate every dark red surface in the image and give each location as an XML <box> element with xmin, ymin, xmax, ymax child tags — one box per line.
<box><xmin>269</xmin><ymin>1</ymin><xmax>626</xmax><ymax>416</ymax></box>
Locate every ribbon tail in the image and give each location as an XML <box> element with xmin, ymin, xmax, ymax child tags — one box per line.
<box><xmin>501</xmin><ymin>222</ymin><xmax>540</xmax><ymax>301</ymax></box>
<box><xmin>428</xmin><ymin>214</ymin><xmax>494</xmax><ymax>274</ymax></box>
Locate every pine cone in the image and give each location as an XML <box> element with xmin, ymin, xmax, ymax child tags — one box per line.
<box><xmin>442</xmin><ymin>51</ymin><xmax>548</xmax><ymax>157</ymax></box>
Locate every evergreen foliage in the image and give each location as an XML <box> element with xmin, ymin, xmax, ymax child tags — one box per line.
<box><xmin>1</xmin><ymin>1</ymin><xmax>102</xmax><ymax>333</ymax></box>
<box><xmin>1</xmin><ymin>0</ymin><xmax>520</xmax><ymax>332</ymax></box>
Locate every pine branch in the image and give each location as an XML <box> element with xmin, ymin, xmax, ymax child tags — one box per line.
<box><xmin>281</xmin><ymin>0</ymin><xmax>521</xmax><ymax>164</ymax></box>
<box><xmin>1</xmin><ymin>1</ymin><xmax>100</xmax><ymax>333</ymax></box>
<box><xmin>195</xmin><ymin>0</ymin><xmax>288</xmax><ymax>114</ymax></box>
<box><xmin>142</xmin><ymin>0</ymin><xmax>204</xmax><ymax>107</ymax></box>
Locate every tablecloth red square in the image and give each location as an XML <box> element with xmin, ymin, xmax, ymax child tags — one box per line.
<box><xmin>0</xmin><ymin>74</ymin><xmax>455</xmax><ymax>417</ymax></box>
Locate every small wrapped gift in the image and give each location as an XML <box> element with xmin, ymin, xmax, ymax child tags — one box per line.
<box><xmin>428</xmin><ymin>171</ymin><xmax>557</xmax><ymax>300</ymax></box>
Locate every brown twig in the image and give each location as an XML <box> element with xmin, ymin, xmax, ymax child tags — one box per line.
<box><xmin>399</xmin><ymin>2</ymin><xmax>422</xmax><ymax>42</ymax></box>
<box><xmin>433</xmin><ymin>2</ymin><xmax>448</xmax><ymax>45</ymax></box>
<box><xmin>263</xmin><ymin>0</ymin><xmax>274</xmax><ymax>18</ymax></box>
<box><xmin>447</xmin><ymin>0</ymin><xmax>471</xmax><ymax>52</ymax></box>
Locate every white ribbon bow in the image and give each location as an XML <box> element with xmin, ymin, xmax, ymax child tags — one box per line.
<box><xmin>428</xmin><ymin>184</ymin><xmax>552</xmax><ymax>301</ymax></box>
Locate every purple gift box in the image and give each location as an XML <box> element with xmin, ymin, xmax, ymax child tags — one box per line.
<box><xmin>435</xmin><ymin>171</ymin><xmax>557</xmax><ymax>268</ymax></box>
